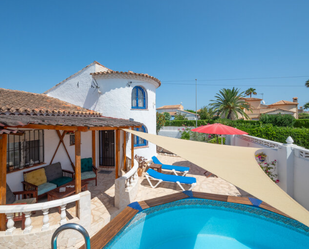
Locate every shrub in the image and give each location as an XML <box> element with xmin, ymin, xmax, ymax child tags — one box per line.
<box><xmin>260</xmin><ymin>113</ymin><xmax>295</xmax><ymax>127</ymax></box>
<box><xmin>234</xmin><ymin>124</ymin><xmax>309</xmax><ymax>149</ymax></box>
<box><xmin>299</xmin><ymin>113</ymin><xmax>309</xmax><ymax>119</ymax></box>
<box><xmin>294</xmin><ymin>119</ymin><xmax>309</xmax><ymax>128</ymax></box>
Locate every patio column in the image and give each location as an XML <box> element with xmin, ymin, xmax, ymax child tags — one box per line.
<box><xmin>75</xmin><ymin>130</ymin><xmax>81</xmax><ymax>218</ymax></box>
<box><xmin>131</xmin><ymin>127</ymin><xmax>134</xmax><ymax>169</ymax></box>
<box><xmin>123</xmin><ymin>131</ymin><xmax>127</xmax><ymax>171</ymax></box>
<box><xmin>92</xmin><ymin>131</ymin><xmax>96</xmax><ymax>168</ymax></box>
<box><xmin>0</xmin><ymin>134</ymin><xmax>7</xmax><ymax>231</ymax></box>
<box><xmin>115</xmin><ymin>129</ymin><xmax>120</xmax><ymax>179</ymax></box>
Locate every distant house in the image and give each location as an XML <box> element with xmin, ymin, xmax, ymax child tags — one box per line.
<box><xmin>156</xmin><ymin>104</ymin><xmax>198</xmax><ymax>120</ymax></box>
<box><xmin>240</xmin><ymin>97</ymin><xmax>299</xmax><ymax>120</ymax></box>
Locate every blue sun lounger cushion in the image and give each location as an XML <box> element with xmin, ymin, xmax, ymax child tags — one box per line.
<box><xmin>145</xmin><ymin>169</ymin><xmax>196</xmax><ymax>191</ymax></box>
<box><xmin>152</xmin><ymin>156</ymin><xmax>190</xmax><ymax>176</ymax></box>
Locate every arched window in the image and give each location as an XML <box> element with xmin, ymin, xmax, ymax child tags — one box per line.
<box><xmin>134</xmin><ymin>125</ymin><xmax>148</xmax><ymax>147</ymax></box>
<box><xmin>132</xmin><ymin>86</ymin><xmax>146</xmax><ymax>109</ymax></box>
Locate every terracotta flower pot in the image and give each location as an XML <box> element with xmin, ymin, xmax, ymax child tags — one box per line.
<box><xmin>138</xmin><ymin>168</ymin><xmax>143</xmax><ymax>177</ymax></box>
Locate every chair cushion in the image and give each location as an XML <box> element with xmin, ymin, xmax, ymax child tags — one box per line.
<box><xmin>45</xmin><ymin>162</ymin><xmax>63</xmax><ymax>182</ymax></box>
<box><xmin>24</xmin><ymin>168</ymin><xmax>47</xmax><ymax>186</ymax></box>
<box><xmin>13</xmin><ymin>198</ymin><xmax>36</xmax><ymax>205</ymax></box>
<box><xmin>49</xmin><ymin>177</ymin><xmax>73</xmax><ymax>187</ymax></box>
<box><xmin>81</xmin><ymin>171</ymin><xmax>96</xmax><ymax>180</ymax></box>
<box><xmin>38</xmin><ymin>182</ymin><xmax>57</xmax><ymax>196</ymax></box>
<box><xmin>81</xmin><ymin>158</ymin><xmax>93</xmax><ymax>173</ymax></box>
<box><xmin>6</xmin><ymin>184</ymin><xmax>16</xmax><ymax>204</ymax></box>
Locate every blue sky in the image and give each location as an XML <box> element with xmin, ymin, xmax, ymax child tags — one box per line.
<box><xmin>1</xmin><ymin>0</ymin><xmax>309</xmax><ymax>110</ymax></box>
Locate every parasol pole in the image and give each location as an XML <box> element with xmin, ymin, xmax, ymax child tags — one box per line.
<box><xmin>195</xmin><ymin>79</ymin><xmax>198</xmax><ymax>128</ymax></box>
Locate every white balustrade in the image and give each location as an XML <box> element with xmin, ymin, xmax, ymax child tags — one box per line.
<box><xmin>299</xmin><ymin>149</ymin><xmax>309</xmax><ymax>159</ymax></box>
<box><xmin>41</xmin><ymin>208</ymin><xmax>49</xmax><ymax>231</ymax></box>
<box><xmin>23</xmin><ymin>212</ymin><xmax>32</xmax><ymax>234</ymax></box>
<box><xmin>115</xmin><ymin>158</ymin><xmax>139</xmax><ymax>209</ymax></box>
<box><xmin>237</xmin><ymin>135</ymin><xmax>283</xmax><ymax>149</ymax></box>
<box><xmin>60</xmin><ymin>205</ymin><xmax>67</xmax><ymax>225</ymax></box>
<box><xmin>0</xmin><ymin>193</ymin><xmax>81</xmax><ymax>235</ymax></box>
<box><xmin>5</xmin><ymin>213</ymin><xmax>15</xmax><ymax>235</ymax></box>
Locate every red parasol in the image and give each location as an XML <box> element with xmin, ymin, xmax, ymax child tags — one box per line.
<box><xmin>191</xmin><ymin>123</ymin><xmax>248</xmax><ymax>135</ymax></box>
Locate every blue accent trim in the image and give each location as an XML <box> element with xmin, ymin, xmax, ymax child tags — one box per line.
<box><xmin>128</xmin><ymin>202</ymin><xmax>143</xmax><ymax>211</ymax></box>
<box><xmin>183</xmin><ymin>190</ymin><xmax>194</xmax><ymax>198</ymax></box>
<box><xmin>131</xmin><ymin>86</ymin><xmax>146</xmax><ymax>109</ymax></box>
<box><xmin>134</xmin><ymin>126</ymin><xmax>148</xmax><ymax>147</ymax></box>
<box><xmin>249</xmin><ymin>197</ymin><xmax>263</xmax><ymax>207</ymax></box>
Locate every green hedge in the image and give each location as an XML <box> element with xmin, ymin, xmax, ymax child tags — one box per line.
<box><xmin>234</xmin><ymin>124</ymin><xmax>309</xmax><ymax>149</ymax></box>
<box><xmin>164</xmin><ymin>119</ymin><xmax>260</xmax><ymax>127</ymax></box>
<box><xmin>294</xmin><ymin>119</ymin><xmax>309</xmax><ymax>128</ymax></box>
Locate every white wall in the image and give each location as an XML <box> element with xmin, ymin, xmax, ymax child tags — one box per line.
<box><xmin>230</xmin><ymin>135</ymin><xmax>309</xmax><ymax>210</ymax></box>
<box><xmin>7</xmin><ymin>130</ymin><xmax>94</xmax><ymax>192</ymax></box>
<box><xmin>47</xmin><ymin>66</ymin><xmax>158</xmax><ymax>160</ymax></box>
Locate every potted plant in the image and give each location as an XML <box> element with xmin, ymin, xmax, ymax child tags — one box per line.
<box><xmin>255</xmin><ymin>152</ymin><xmax>267</xmax><ymax>162</ymax></box>
<box><xmin>135</xmin><ymin>155</ymin><xmax>147</xmax><ymax>177</ymax></box>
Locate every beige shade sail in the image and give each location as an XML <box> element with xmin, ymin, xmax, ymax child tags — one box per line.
<box><xmin>123</xmin><ymin>129</ymin><xmax>309</xmax><ymax>227</ymax></box>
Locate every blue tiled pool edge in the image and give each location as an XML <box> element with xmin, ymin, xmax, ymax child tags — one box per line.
<box><xmin>104</xmin><ymin>196</ymin><xmax>309</xmax><ymax>248</ymax></box>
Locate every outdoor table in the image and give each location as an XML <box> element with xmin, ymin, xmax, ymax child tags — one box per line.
<box><xmin>148</xmin><ymin>163</ymin><xmax>162</xmax><ymax>173</ymax></box>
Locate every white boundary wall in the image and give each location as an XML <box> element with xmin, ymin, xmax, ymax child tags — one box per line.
<box><xmin>229</xmin><ymin>135</ymin><xmax>309</xmax><ymax>210</ymax></box>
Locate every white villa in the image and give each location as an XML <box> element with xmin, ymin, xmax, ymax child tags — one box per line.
<box><xmin>1</xmin><ymin>64</ymin><xmax>309</xmax><ymax>248</ymax></box>
<box><xmin>45</xmin><ymin>61</ymin><xmax>161</xmax><ymax>160</ymax></box>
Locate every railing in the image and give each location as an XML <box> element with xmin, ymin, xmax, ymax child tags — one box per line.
<box><xmin>299</xmin><ymin>149</ymin><xmax>309</xmax><ymax>160</ymax></box>
<box><xmin>123</xmin><ymin>159</ymin><xmax>138</xmax><ymax>192</ymax></box>
<box><xmin>236</xmin><ymin>135</ymin><xmax>283</xmax><ymax>149</ymax></box>
<box><xmin>51</xmin><ymin>223</ymin><xmax>90</xmax><ymax>249</ymax></box>
<box><xmin>114</xmin><ymin>159</ymin><xmax>139</xmax><ymax>209</ymax></box>
<box><xmin>0</xmin><ymin>194</ymin><xmax>80</xmax><ymax>235</ymax></box>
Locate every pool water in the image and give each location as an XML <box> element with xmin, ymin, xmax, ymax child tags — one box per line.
<box><xmin>105</xmin><ymin>199</ymin><xmax>309</xmax><ymax>249</ymax></box>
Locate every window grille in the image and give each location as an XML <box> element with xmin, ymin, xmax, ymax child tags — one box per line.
<box><xmin>7</xmin><ymin>130</ymin><xmax>44</xmax><ymax>171</ymax></box>
<box><xmin>132</xmin><ymin>86</ymin><xmax>146</xmax><ymax>109</ymax></box>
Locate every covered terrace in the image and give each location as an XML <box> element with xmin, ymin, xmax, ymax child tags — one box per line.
<box><xmin>0</xmin><ymin>114</ymin><xmax>143</xmax><ymax>234</ymax></box>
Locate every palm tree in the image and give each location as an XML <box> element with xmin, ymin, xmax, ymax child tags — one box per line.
<box><xmin>245</xmin><ymin>88</ymin><xmax>257</xmax><ymax>98</ymax></box>
<box><xmin>210</xmin><ymin>87</ymin><xmax>251</xmax><ymax>120</ymax></box>
<box><xmin>305</xmin><ymin>80</ymin><xmax>309</xmax><ymax>109</ymax></box>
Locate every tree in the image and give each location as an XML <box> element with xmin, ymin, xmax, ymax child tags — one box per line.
<box><xmin>197</xmin><ymin>106</ymin><xmax>214</xmax><ymax>120</ymax></box>
<box><xmin>305</xmin><ymin>80</ymin><xmax>309</xmax><ymax>109</ymax></box>
<box><xmin>245</xmin><ymin>88</ymin><xmax>257</xmax><ymax>98</ymax></box>
<box><xmin>210</xmin><ymin>87</ymin><xmax>251</xmax><ymax>120</ymax></box>
<box><xmin>185</xmin><ymin>109</ymin><xmax>195</xmax><ymax>113</ymax></box>
<box><xmin>174</xmin><ymin>113</ymin><xmax>188</xmax><ymax>120</ymax></box>
<box><xmin>163</xmin><ymin>112</ymin><xmax>171</xmax><ymax>121</ymax></box>
<box><xmin>156</xmin><ymin>112</ymin><xmax>166</xmax><ymax>134</ymax></box>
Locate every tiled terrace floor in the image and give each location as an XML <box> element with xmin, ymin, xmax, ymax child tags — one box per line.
<box><xmin>11</xmin><ymin>154</ymin><xmax>242</xmax><ymax>247</ymax></box>
<box><xmin>84</xmin><ymin>154</ymin><xmax>241</xmax><ymax>238</ymax></box>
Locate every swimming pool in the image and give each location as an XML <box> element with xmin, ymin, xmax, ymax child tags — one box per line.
<box><xmin>105</xmin><ymin>199</ymin><xmax>309</xmax><ymax>249</ymax></box>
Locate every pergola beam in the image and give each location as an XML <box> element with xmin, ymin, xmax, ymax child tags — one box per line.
<box><xmin>75</xmin><ymin>130</ymin><xmax>81</xmax><ymax>218</ymax></box>
<box><xmin>131</xmin><ymin>127</ymin><xmax>134</xmax><ymax>169</ymax></box>
<box><xmin>0</xmin><ymin>134</ymin><xmax>7</xmax><ymax>231</ymax></box>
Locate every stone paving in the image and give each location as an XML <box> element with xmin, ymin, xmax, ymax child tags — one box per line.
<box><xmin>83</xmin><ymin>154</ymin><xmax>241</xmax><ymax>239</ymax></box>
<box><xmin>7</xmin><ymin>154</ymin><xmax>242</xmax><ymax>248</ymax></box>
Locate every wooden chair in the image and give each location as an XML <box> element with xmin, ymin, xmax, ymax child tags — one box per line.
<box><xmin>81</xmin><ymin>158</ymin><xmax>98</xmax><ymax>186</ymax></box>
<box><xmin>6</xmin><ymin>184</ymin><xmax>37</xmax><ymax>229</ymax></box>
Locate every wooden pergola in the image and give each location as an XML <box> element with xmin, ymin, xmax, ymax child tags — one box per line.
<box><xmin>0</xmin><ymin>115</ymin><xmax>142</xmax><ymax>231</ymax></box>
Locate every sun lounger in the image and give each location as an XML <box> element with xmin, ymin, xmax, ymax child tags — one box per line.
<box><xmin>152</xmin><ymin>156</ymin><xmax>190</xmax><ymax>176</ymax></box>
<box><xmin>145</xmin><ymin>169</ymin><xmax>196</xmax><ymax>191</ymax></box>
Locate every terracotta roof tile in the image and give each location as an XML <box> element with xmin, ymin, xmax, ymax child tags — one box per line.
<box><xmin>157</xmin><ymin>104</ymin><xmax>184</xmax><ymax>110</ymax></box>
<box><xmin>240</xmin><ymin>97</ymin><xmax>263</xmax><ymax>101</ymax></box>
<box><xmin>0</xmin><ymin>88</ymin><xmax>101</xmax><ymax>116</ymax></box>
<box><xmin>269</xmin><ymin>100</ymin><xmax>298</xmax><ymax>106</ymax></box>
<box><xmin>91</xmin><ymin>70</ymin><xmax>161</xmax><ymax>86</ymax></box>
